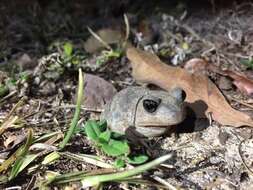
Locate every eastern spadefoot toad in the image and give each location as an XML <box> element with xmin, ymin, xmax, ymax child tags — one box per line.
<box><xmin>101</xmin><ymin>87</ymin><xmax>185</xmax><ymax>137</ymax></box>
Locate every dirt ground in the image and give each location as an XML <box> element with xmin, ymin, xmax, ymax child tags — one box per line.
<box><xmin>0</xmin><ymin>0</ymin><xmax>253</xmax><ymax>189</ymax></box>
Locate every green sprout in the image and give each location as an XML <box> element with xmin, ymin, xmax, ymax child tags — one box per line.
<box><xmin>96</xmin><ymin>49</ymin><xmax>122</xmax><ymax>65</ymax></box>
<box><xmin>83</xmin><ymin>119</ymin><xmax>149</xmax><ymax>168</ymax></box>
<box><xmin>241</xmin><ymin>58</ymin><xmax>253</xmax><ymax>69</ymax></box>
<box><xmin>59</xmin><ymin>69</ymin><xmax>84</xmax><ymax>149</ymax></box>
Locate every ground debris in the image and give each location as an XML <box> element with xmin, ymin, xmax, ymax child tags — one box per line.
<box><xmin>1</xmin><ymin>1</ymin><xmax>253</xmax><ymax>189</ymax></box>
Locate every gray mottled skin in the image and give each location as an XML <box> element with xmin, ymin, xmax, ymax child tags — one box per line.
<box><xmin>101</xmin><ymin>87</ymin><xmax>185</xmax><ymax>137</ymax></box>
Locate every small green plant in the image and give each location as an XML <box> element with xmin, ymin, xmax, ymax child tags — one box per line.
<box><xmin>0</xmin><ymin>84</ymin><xmax>8</xmax><ymax>97</ymax></box>
<box><xmin>63</xmin><ymin>42</ymin><xmax>73</xmax><ymax>57</ymax></box>
<box><xmin>19</xmin><ymin>71</ymin><xmax>29</xmax><ymax>82</ymax></box>
<box><xmin>0</xmin><ymin>72</ymin><xmax>29</xmax><ymax>98</ymax></box>
<box><xmin>96</xmin><ymin>49</ymin><xmax>122</xmax><ymax>65</ymax></box>
<box><xmin>62</xmin><ymin>42</ymin><xmax>86</xmax><ymax>66</ymax></box>
<box><xmin>83</xmin><ymin>120</ymin><xmax>149</xmax><ymax>168</ymax></box>
<box><xmin>49</xmin><ymin>41</ymin><xmax>86</xmax><ymax>67</ymax></box>
<box><xmin>241</xmin><ymin>58</ymin><xmax>253</xmax><ymax>69</ymax></box>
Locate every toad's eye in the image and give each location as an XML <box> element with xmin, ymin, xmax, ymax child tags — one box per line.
<box><xmin>143</xmin><ymin>98</ymin><xmax>161</xmax><ymax>113</ymax></box>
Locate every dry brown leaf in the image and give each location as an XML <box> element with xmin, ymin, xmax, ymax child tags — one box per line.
<box><xmin>184</xmin><ymin>58</ymin><xmax>208</xmax><ymax>75</ymax></box>
<box><xmin>126</xmin><ymin>47</ymin><xmax>253</xmax><ymax>127</ymax></box>
<box><xmin>76</xmin><ymin>73</ymin><xmax>117</xmax><ymax>110</ymax></box>
<box><xmin>4</xmin><ymin>134</ymin><xmax>25</xmax><ymax>149</ymax></box>
<box><xmin>220</xmin><ymin>70</ymin><xmax>253</xmax><ymax>97</ymax></box>
<box><xmin>184</xmin><ymin>58</ymin><xmax>253</xmax><ymax>97</ymax></box>
<box><xmin>0</xmin><ymin>116</ymin><xmax>19</xmax><ymax>135</ymax></box>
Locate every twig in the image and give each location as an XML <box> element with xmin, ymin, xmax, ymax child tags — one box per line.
<box><xmin>0</xmin><ymin>90</ymin><xmax>17</xmax><ymax>104</ymax></box>
<box><xmin>1</xmin><ymin>96</ymin><xmax>25</xmax><ymax>124</ymax></box>
<box><xmin>25</xmin><ymin>175</ymin><xmax>36</xmax><ymax>190</ymax></box>
<box><xmin>152</xmin><ymin>176</ymin><xmax>177</xmax><ymax>190</ymax></box>
<box><xmin>173</xmin><ymin>19</ymin><xmax>215</xmax><ymax>48</ymax></box>
<box><xmin>87</xmin><ymin>27</ymin><xmax>112</xmax><ymax>51</ymax></box>
<box><xmin>5</xmin><ymin>186</ymin><xmax>22</xmax><ymax>190</ymax></box>
<box><xmin>207</xmin><ymin>112</ymin><xmax>213</xmax><ymax>126</ymax></box>
<box><xmin>61</xmin><ymin>152</ymin><xmax>114</xmax><ymax>169</ymax></box>
<box><xmin>229</xmin><ymin>96</ymin><xmax>253</xmax><ymax>109</ymax></box>
<box><xmin>224</xmin><ymin>52</ymin><xmax>251</xmax><ymax>59</ymax></box>
<box><xmin>123</xmin><ymin>14</ymin><xmax>130</xmax><ymax>42</ymax></box>
<box><xmin>23</xmin><ymin>105</ymin><xmax>103</xmax><ymax>120</ymax></box>
<box><xmin>160</xmin><ymin>164</ymin><xmax>174</xmax><ymax>169</ymax></box>
<box><xmin>165</xmin><ymin>30</ymin><xmax>183</xmax><ymax>43</ymax></box>
<box><xmin>28</xmin><ymin>118</ymin><xmax>72</xmax><ymax>127</ymax></box>
<box><xmin>201</xmin><ymin>46</ymin><xmax>216</xmax><ymax>57</ymax></box>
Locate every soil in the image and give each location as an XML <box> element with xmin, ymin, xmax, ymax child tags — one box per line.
<box><xmin>0</xmin><ymin>0</ymin><xmax>253</xmax><ymax>189</ymax></box>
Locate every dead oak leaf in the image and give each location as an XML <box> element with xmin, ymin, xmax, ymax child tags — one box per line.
<box><xmin>184</xmin><ymin>58</ymin><xmax>208</xmax><ymax>75</ymax></box>
<box><xmin>126</xmin><ymin>47</ymin><xmax>253</xmax><ymax>127</ymax></box>
<box><xmin>218</xmin><ymin>70</ymin><xmax>253</xmax><ymax>97</ymax></box>
<box><xmin>4</xmin><ymin>134</ymin><xmax>25</xmax><ymax>149</ymax></box>
<box><xmin>74</xmin><ymin>74</ymin><xmax>117</xmax><ymax>110</ymax></box>
<box><xmin>184</xmin><ymin>58</ymin><xmax>253</xmax><ymax>97</ymax></box>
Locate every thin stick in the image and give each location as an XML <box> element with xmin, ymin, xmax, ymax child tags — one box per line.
<box><xmin>1</xmin><ymin>96</ymin><xmax>25</xmax><ymax>125</ymax></box>
<box><xmin>229</xmin><ymin>96</ymin><xmax>253</xmax><ymax>109</ymax></box>
<box><xmin>152</xmin><ymin>176</ymin><xmax>177</xmax><ymax>190</ymax></box>
<box><xmin>123</xmin><ymin>14</ymin><xmax>130</xmax><ymax>42</ymax></box>
<box><xmin>23</xmin><ymin>105</ymin><xmax>103</xmax><ymax>120</ymax></box>
<box><xmin>0</xmin><ymin>90</ymin><xmax>17</xmax><ymax>104</ymax></box>
<box><xmin>87</xmin><ymin>27</ymin><xmax>112</xmax><ymax>51</ymax></box>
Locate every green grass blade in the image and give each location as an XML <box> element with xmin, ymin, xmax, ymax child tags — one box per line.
<box><xmin>81</xmin><ymin>153</ymin><xmax>173</xmax><ymax>188</ymax></box>
<box><xmin>59</xmin><ymin>69</ymin><xmax>84</xmax><ymax>149</ymax></box>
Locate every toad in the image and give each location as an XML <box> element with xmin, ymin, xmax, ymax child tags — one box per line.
<box><xmin>101</xmin><ymin>87</ymin><xmax>185</xmax><ymax>137</ymax></box>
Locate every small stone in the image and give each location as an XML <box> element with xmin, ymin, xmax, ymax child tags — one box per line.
<box><xmin>218</xmin><ymin>130</ymin><xmax>230</xmax><ymax>145</ymax></box>
<box><xmin>218</xmin><ymin>76</ymin><xmax>232</xmax><ymax>90</ymax></box>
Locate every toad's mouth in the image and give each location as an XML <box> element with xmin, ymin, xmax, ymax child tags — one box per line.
<box><xmin>137</xmin><ymin>124</ymin><xmax>176</xmax><ymax>128</ymax></box>
<box><xmin>135</xmin><ymin>114</ymin><xmax>185</xmax><ymax>128</ymax></box>
<box><xmin>137</xmin><ymin>120</ymin><xmax>182</xmax><ymax>128</ymax></box>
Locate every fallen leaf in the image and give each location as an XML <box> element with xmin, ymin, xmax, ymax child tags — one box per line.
<box><xmin>126</xmin><ymin>47</ymin><xmax>253</xmax><ymax>127</ymax></box>
<box><xmin>219</xmin><ymin>70</ymin><xmax>253</xmax><ymax>97</ymax></box>
<box><xmin>84</xmin><ymin>28</ymin><xmax>123</xmax><ymax>53</ymax></box>
<box><xmin>0</xmin><ymin>129</ymin><xmax>33</xmax><ymax>173</ymax></box>
<box><xmin>183</xmin><ymin>58</ymin><xmax>208</xmax><ymax>75</ymax></box>
<box><xmin>4</xmin><ymin>135</ymin><xmax>25</xmax><ymax>149</ymax></box>
<box><xmin>75</xmin><ymin>74</ymin><xmax>117</xmax><ymax>110</ymax></box>
<box><xmin>0</xmin><ymin>116</ymin><xmax>19</xmax><ymax>135</ymax></box>
<box><xmin>184</xmin><ymin>58</ymin><xmax>253</xmax><ymax>97</ymax></box>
